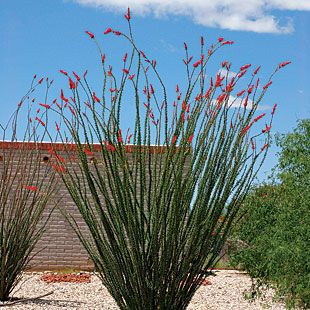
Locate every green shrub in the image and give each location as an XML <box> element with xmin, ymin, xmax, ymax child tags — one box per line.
<box><xmin>231</xmin><ymin>119</ymin><xmax>310</xmax><ymax>309</ymax></box>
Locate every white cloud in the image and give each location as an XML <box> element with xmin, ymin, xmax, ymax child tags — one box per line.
<box><xmin>228</xmin><ymin>96</ymin><xmax>271</xmax><ymax>111</ymax></box>
<box><xmin>71</xmin><ymin>0</ymin><xmax>310</xmax><ymax>33</ymax></box>
<box><xmin>218</xmin><ymin>68</ymin><xmax>237</xmax><ymax>80</ymax></box>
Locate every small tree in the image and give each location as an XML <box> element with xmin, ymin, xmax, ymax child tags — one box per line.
<box><xmin>231</xmin><ymin>119</ymin><xmax>310</xmax><ymax>309</ymax></box>
<box><xmin>0</xmin><ymin>106</ymin><xmax>58</xmax><ymax>302</ymax></box>
<box><xmin>29</xmin><ymin>9</ymin><xmax>290</xmax><ymax>309</ymax></box>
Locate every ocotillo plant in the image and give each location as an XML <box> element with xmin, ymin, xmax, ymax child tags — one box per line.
<box><xmin>34</xmin><ymin>8</ymin><xmax>290</xmax><ymax>310</ymax></box>
<box><xmin>0</xmin><ymin>105</ymin><xmax>58</xmax><ymax>302</ymax></box>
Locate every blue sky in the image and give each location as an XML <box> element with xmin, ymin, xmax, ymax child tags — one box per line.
<box><xmin>0</xmin><ymin>0</ymin><xmax>309</xmax><ymax>182</ymax></box>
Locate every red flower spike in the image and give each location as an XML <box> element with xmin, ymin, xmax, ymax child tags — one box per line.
<box><xmin>171</xmin><ymin>135</ymin><xmax>177</xmax><ymax>144</ymax></box>
<box><xmin>222</xmin><ymin>60</ymin><xmax>228</xmax><ymax>68</ymax></box>
<box><xmin>56</xmin><ymin>103</ymin><xmax>62</xmax><ymax>110</ymax></box>
<box><xmin>181</xmin><ymin>112</ymin><xmax>185</xmax><ymax>122</ymax></box>
<box><xmin>72</xmin><ymin>71</ymin><xmax>80</xmax><ymax>81</ymax></box>
<box><xmin>238</xmin><ymin>70</ymin><xmax>247</xmax><ymax>78</ymax></box>
<box><xmin>53</xmin><ymin>99</ymin><xmax>57</xmax><ymax>103</ymax></box>
<box><xmin>127</xmin><ymin>134</ymin><xmax>133</xmax><ymax>144</ymax></box>
<box><xmin>92</xmin><ymin>92</ymin><xmax>100</xmax><ymax>103</ymax></box>
<box><xmin>113</xmin><ymin>30</ymin><xmax>122</xmax><ymax>36</ymax></box>
<box><xmin>218</xmin><ymin>37</ymin><xmax>224</xmax><ymax>42</ymax></box>
<box><xmin>108</xmin><ymin>66</ymin><xmax>113</xmax><ymax>77</ymax></box>
<box><xmin>278</xmin><ymin>61</ymin><xmax>291</xmax><ymax>69</ymax></box>
<box><xmin>85</xmin><ymin>31</ymin><xmax>94</xmax><ymax>39</ymax></box>
<box><xmin>140</xmin><ymin>50</ymin><xmax>146</xmax><ymax>58</ymax></box>
<box><xmin>55</xmin><ymin>122</ymin><xmax>60</xmax><ymax>131</ymax></box>
<box><xmin>150</xmin><ymin>84</ymin><xmax>155</xmax><ymax>94</ymax></box>
<box><xmin>32</xmin><ymin>98</ymin><xmax>36</xmax><ymax>103</ymax></box>
<box><xmin>262</xmin><ymin>124</ymin><xmax>271</xmax><ymax>133</ymax></box>
<box><xmin>240</xmin><ymin>64</ymin><xmax>251</xmax><ymax>71</ymax></box>
<box><xmin>29</xmin><ymin>117</ymin><xmax>32</xmax><ymax>123</ymax></box>
<box><xmin>129</xmin><ymin>74</ymin><xmax>135</xmax><ymax>80</ymax></box>
<box><xmin>152</xmin><ymin>60</ymin><xmax>157</xmax><ymax>68</ymax></box>
<box><xmin>143</xmin><ymin>103</ymin><xmax>149</xmax><ymax>109</ymax></box>
<box><xmin>48</xmin><ymin>148</ymin><xmax>55</xmax><ymax>156</ymax></box>
<box><xmin>261</xmin><ymin>143</ymin><xmax>269</xmax><ymax>152</ymax></box>
<box><xmin>56</xmin><ymin>154</ymin><xmax>65</xmax><ymax>164</ymax></box>
<box><xmin>68</xmin><ymin>105</ymin><xmax>75</xmax><ymax>116</ymax></box>
<box><xmin>253</xmin><ymin>66</ymin><xmax>261</xmax><ymax>75</ymax></box>
<box><xmin>253</xmin><ymin>113</ymin><xmax>266</xmax><ymax>122</ymax></box>
<box><xmin>177</xmin><ymin>93</ymin><xmax>182</xmax><ymax>101</ymax></box>
<box><xmin>188</xmin><ymin>56</ymin><xmax>193</xmax><ymax>63</ymax></box>
<box><xmin>271</xmin><ymin>103</ymin><xmax>277</xmax><ymax>115</ymax></box>
<box><xmin>38</xmin><ymin>78</ymin><xmax>44</xmax><ymax>84</ymax></box>
<box><xmin>193</xmin><ymin>59</ymin><xmax>202</xmax><ymax>68</ymax></box>
<box><xmin>247</xmin><ymin>85</ymin><xmax>254</xmax><ymax>94</ymax></box>
<box><xmin>83</xmin><ymin>70</ymin><xmax>88</xmax><ymax>78</ymax></box>
<box><xmin>215</xmin><ymin>74</ymin><xmax>224</xmax><ymax>87</ymax></box>
<box><xmin>33</xmin><ymin>74</ymin><xmax>37</xmax><ymax>79</ymax></box>
<box><xmin>123</xmin><ymin>53</ymin><xmax>128</xmax><ymax>62</ymax></box>
<box><xmin>242</xmin><ymin>124</ymin><xmax>252</xmax><ymax>136</ymax></box>
<box><xmin>176</xmin><ymin>84</ymin><xmax>179</xmax><ymax>93</ymax></box>
<box><xmin>60</xmin><ymin>89</ymin><xmax>69</xmax><ymax>103</ymax></box>
<box><xmin>117</xmin><ymin>130</ymin><xmax>123</xmax><ymax>143</ymax></box>
<box><xmin>243</xmin><ymin>96</ymin><xmax>249</xmax><ymax>108</ymax></box>
<box><xmin>122</xmin><ymin>68</ymin><xmax>129</xmax><ymax>75</ymax></box>
<box><xmin>36</xmin><ymin>108</ymin><xmax>40</xmax><ymax>114</ymax></box>
<box><xmin>39</xmin><ymin>103</ymin><xmax>51</xmax><ymax>109</ymax></box>
<box><xmin>188</xmin><ymin>134</ymin><xmax>194</xmax><ymax>143</ymax></box>
<box><xmin>124</xmin><ymin>7</ymin><xmax>131</xmax><ymax>21</ymax></box>
<box><xmin>256</xmin><ymin>78</ymin><xmax>260</xmax><ymax>88</ymax></box>
<box><xmin>35</xmin><ymin>117</ymin><xmax>45</xmax><ymax>127</ymax></box>
<box><xmin>237</xmin><ymin>90</ymin><xmax>245</xmax><ymax>97</ymax></box>
<box><xmin>24</xmin><ymin>185</ymin><xmax>38</xmax><ymax>191</ymax></box>
<box><xmin>222</xmin><ymin>40</ymin><xmax>234</xmax><ymax>45</ymax></box>
<box><xmin>84</xmin><ymin>148</ymin><xmax>94</xmax><ymax>156</ymax></box>
<box><xmin>263</xmin><ymin>81</ymin><xmax>272</xmax><ymax>90</ymax></box>
<box><xmin>69</xmin><ymin>77</ymin><xmax>75</xmax><ymax>89</ymax></box>
<box><xmin>59</xmin><ymin>70</ymin><xmax>68</xmax><ymax>76</ymax></box>
<box><xmin>184</xmin><ymin>42</ymin><xmax>188</xmax><ymax>50</ymax></box>
<box><xmin>250</xmin><ymin>139</ymin><xmax>255</xmax><ymax>150</ymax></box>
<box><xmin>152</xmin><ymin>120</ymin><xmax>158</xmax><ymax>126</ymax></box>
<box><xmin>104</xmin><ymin>27</ymin><xmax>112</xmax><ymax>35</ymax></box>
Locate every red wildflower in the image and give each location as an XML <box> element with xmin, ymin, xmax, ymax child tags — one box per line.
<box><xmin>237</xmin><ymin>90</ymin><xmax>245</xmax><ymax>97</ymax></box>
<box><xmin>238</xmin><ymin>70</ymin><xmax>247</xmax><ymax>78</ymax></box>
<box><xmin>108</xmin><ymin>66</ymin><xmax>113</xmax><ymax>77</ymax></box>
<box><xmin>33</xmin><ymin>74</ymin><xmax>37</xmax><ymax>79</ymax></box>
<box><xmin>60</xmin><ymin>89</ymin><xmax>69</xmax><ymax>103</ymax></box>
<box><xmin>69</xmin><ymin>77</ymin><xmax>75</xmax><ymax>89</ymax></box>
<box><xmin>253</xmin><ymin>113</ymin><xmax>266</xmax><ymax>122</ymax></box>
<box><xmin>140</xmin><ymin>50</ymin><xmax>146</xmax><ymax>58</ymax></box>
<box><xmin>150</xmin><ymin>84</ymin><xmax>155</xmax><ymax>94</ymax></box>
<box><xmin>104</xmin><ymin>27</ymin><xmax>112</xmax><ymax>35</ymax></box>
<box><xmin>59</xmin><ymin>69</ymin><xmax>68</xmax><ymax>76</ymax></box>
<box><xmin>218</xmin><ymin>37</ymin><xmax>224</xmax><ymax>42</ymax></box>
<box><xmin>68</xmin><ymin>105</ymin><xmax>75</xmax><ymax>116</ymax></box>
<box><xmin>24</xmin><ymin>185</ymin><xmax>38</xmax><ymax>191</ymax></box>
<box><xmin>35</xmin><ymin>117</ymin><xmax>45</xmax><ymax>127</ymax></box>
<box><xmin>38</xmin><ymin>78</ymin><xmax>44</xmax><ymax>84</ymax></box>
<box><xmin>152</xmin><ymin>60</ymin><xmax>157</xmax><ymax>68</ymax></box>
<box><xmin>188</xmin><ymin>56</ymin><xmax>193</xmax><ymax>64</ymax></box>
<box><xmin>193</xmin><ymin>59</ymin><xmax>202</xmax><ymax>68</ymax></box>
<box><xmin>55</xmin><ymin>122</ymin><xmax>60</xmax><ymax>131</ymax></box>
<box><xmin>124</xmin><ymin>7</ymin><xmax>131</xmax><ymax>21</ymax></box>
<box><xmin>250</xmin><ymin>139</ymin><xmax>255</xmax><ymax>150</ymax></box>
<box><xmin>184</xmin><ymin>42</ymin><xmax>188</xmax><ymax>50</ymax></box>
<box><xmin>247</xmin><ymin>85</ymin><xmax>254</xmax><ymax>94</ymax></box>
<box><xmin>127</xmin><ymin>134</ymin><xmax>133</xmax><ymax>144</ymax></box>
<box><xmin>243</xmin><ymin>96</ymin><xmax>249</xmax><ymax>108</ymax></box>
<box><xmin>271</xmin><ymin>103</ymin><xmax>277</xmax><ymax>115</ymax></box>
<box><xmin>56</xmin><ymin>154</ymin><xmax>65</xmax><ymax>163</ymax></box>
<box><xmin>278</xmin><ymin>61</ymin><xmax>291</xmax><ymax>69</ymax></box>
<box><xmin>51</xmin><ymin>163</ymin><xmax>65</xmax><ymax>173</ymax></box>
<box><xmin>256</xmin><ymin>78</ymin><xmax>260</xmax><ymax>88</ymax></box>
<box><xmin>222</xmin><ymin>40</ymin><xmax>234</xmax><ymax>45</ymax></box>
<box><xmin>72</xmin><ymin>71</ymin><xmax>80</xmax><ymax>81</ymax></box>
<box><xmin>123</xmin><ymin>53</ymin><xmax>128</xmax><ymax>62</ymax></box>
<box><xmin>242</xmin><ymin>123</ymin><xmax>252</xmax><ymax>136</ymax></box>
<box><xmin>113</xmin><ymin>30</ymin><xmax>121</xmax><ymax>36</ymax></box>
<box><xmin>129</xmin><ymin>74</ymin><xmax>135</xmax><ymax>80</ymax></box>
<box><xmin>215</xmin><ymin>74</ymin><xmax>224</xmax><ymax>87</ymax></box>
<box><xmin>188</xmin><ymin>134</ymin><xmax>194</xmax><ymax>143</ymax></box>
<box><xmin>261</xmin><ymin>143</ymin><xmax>269</xmax><ymax>152</ymax></box>
<box><xmin>171</xmin><ymin>135</ymin><xmax>177</xmax><ymax>144</ymax></box>
<box><xmin>240</xmin><ymin>64</ymin><xmax>251</xmax><ymax>71</ymax></box>
<box><xmin>263</xmin><ymin>81</ymin><xmax>272</xmax><ymax>90</ymax></box>
<box><xmin>105</xmin><ymin>141</ymin><xmax>116</xmax><ymax>152</ymax></box>
<box><xmin>83</xmin><ymin>148</ymin><xmax>94</xmax><ymax>156</ymax></box>
<box><xmin>117</xmin><ymin>130</ymin><xmax>123</xmax><ymax>143</ymax></box>
<box><xmin>39</xmin><ymin>103</ymin><xmax>51</xmax><ymax>109</ymax></box>
<box><xmin>152</xmin><ymin>120</ymin><xmax>158</xmax><ymax>126</ymax></box>
<box><xmin>253</xmin><ymin>65</ymin><xmax>261</xmax><ymax>75</ymax></box>
<box><xmin>262</xmin><ymin>124</ymin><xmax>271</xmax><ymax>133</ymax></box>
<box><xmin>85</xmin><ymin>30</ymin><xmax>94</xmax><ymax>39</ymax></box>
<box><xmin>122</xmin><ymin>68</ymin><xmax>129</xmax><ymax>75</ymax></box>
<box><xmin>92</xmin><ymin>92</ymin><xmax>100</xmax><ymax>103</ymax></box>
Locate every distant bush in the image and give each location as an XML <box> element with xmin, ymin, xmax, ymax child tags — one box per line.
<box><xmin>230</xmin><ymin>119</ymin><xmax>310</xmax><ymax>309</ymax></box>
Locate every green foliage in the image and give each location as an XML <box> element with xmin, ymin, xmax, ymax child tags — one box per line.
<box><xmin>27</xmin><ymin>12</ymin><xmax>288</xmax><ymax>310</ymax></box>
<box><xmin>231</xmin><ymin>119</ymin><xmax>310</xmax><ymax>309</ymax></box>
<box><xmin>0</xmin><ymin>110</ymin><xmax>57</xmax><ymax>302</ymax></box>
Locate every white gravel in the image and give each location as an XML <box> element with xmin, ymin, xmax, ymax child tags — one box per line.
<box><xmin>4</xmin><ymin>270</ymin><xmax>285</xmax><ymax>309</ymax></box>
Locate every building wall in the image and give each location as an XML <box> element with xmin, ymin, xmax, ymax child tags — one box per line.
<box><xmin>1</xmin><ymin>142</ymin><xmax>189</xmax><ymax>271</ymax></box>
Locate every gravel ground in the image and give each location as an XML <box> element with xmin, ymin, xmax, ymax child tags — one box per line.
<box><xmin>4</xmin><ymin>270</ymin><xmax>285</xmax><ymax>309</ymax></box>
